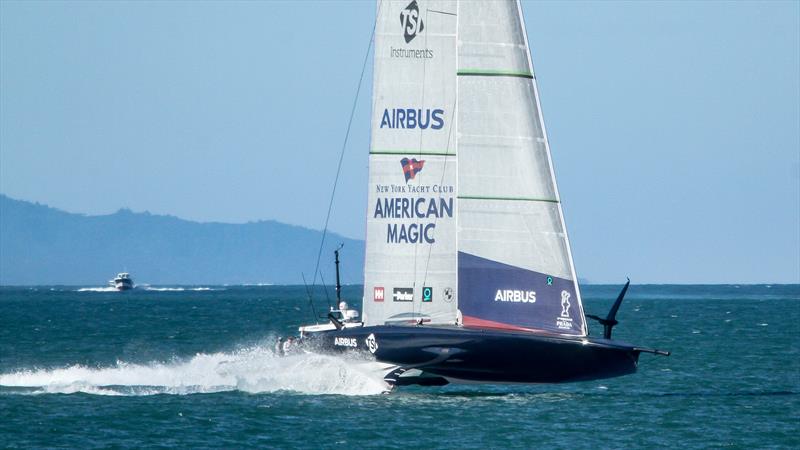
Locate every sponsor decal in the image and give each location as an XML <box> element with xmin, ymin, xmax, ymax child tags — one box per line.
<box><xmin>366</xmin><ymin>333</ymin><xmax>379</xmax><ymax>354</ymax></box>
<box><xmin>374</xmin><ymin>196</ymin><xmax>452</xmax><ymax>217</ymax></box>
<box><xmin>400</xmin><ymin>0</ymin><xmax>424</xmax><ymax>43</ymax></box>
<box><xmin>560</xmin><ymin>290</ymin><xmax>571</xmax><ymax>317</ymax></box>
<box><xmin>334</xmin><ymin>337</ymin><xmax>358</xmax><ymax>348</ymax></box>
<box><xmin>390</xmin><ymin>46</ymin><xmax>433</xmax><ymax>59</ymax></box>
<box><xmin>391</xmin><ymin>1</ymin><xmax>434</xmax><ymax>59</ymax></box>
<box><xmin>375</xmin><ymin>183</ymin><xmax>454</xmax><ymax>195</ymax></box>
<box><xmin>546</xmin><ymin>276</ymin><xmax>553</xmax><ymax>286</ymax></box>
<box><xmin>422</xmin><ymin>286</ymin><xmax>432</xmax><ymax>302</ymax></box>
<box><xmin>373</xmin><ymin>195</ymin><xmax>453</xmax><ymax>244</ymax></box>
<box><xmin>443</xmin><ymin>287</ymin><xmax>454</xmax><ymax>303</ymax></box>
<box><xmin>458</xmin><ymin>252</ymin><xmax>585</xmax><ymax>334</ymax></box>
<box><xmin>400</xmin><ymin>158</ymin><xmax>425</xmax><ymax>182</ymax></box>
<box><xmin>388</xmin><ymin>223</ymin><xmax>434</xmax><ymax>244</ymax></box>
<box><xmin>371</xmin><ymin>160</ymin><xmax>455</xmax><ymax>246</ymax></box>
<box><xmin>556</xmin><ymin>318</ymin><xmax>572</xmax><ymax>330</ymax></box>
<box><xmin>374</xmin><ymin>286</ymin><xmax>385</xmax><ymax>302</ymax></box>
<box><xmin>494</xmin><ymin>289</ymin><xmax>537</xmax><ymax>304</ymax></box>
<box><xmin>393</xmin><ymin>287</ymin><xmax>414</xmax><ymax>302</ymax></box>
<box><xmin>556</xmin><ymin>290</ymin><xmax>573</xmax><ymax>330</ymax></box>
<box><xmin>380</xmin><ymin>108</ymin><xmax>444</xmax><ymax>130</ymax></box>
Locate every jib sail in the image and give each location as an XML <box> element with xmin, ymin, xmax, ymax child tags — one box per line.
<box><xmin>455</xmin><ymin>1</ymin><xmax>585</xmax><ymax>335</ymax></box>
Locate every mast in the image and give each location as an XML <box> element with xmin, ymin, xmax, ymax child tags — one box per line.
<box><xmin>334</xmin><ymin>244</ymin><xmax>343</xmax><ymax>304</ymax></box>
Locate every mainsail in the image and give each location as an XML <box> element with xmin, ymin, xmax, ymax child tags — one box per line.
<box><xmin>363</xmin><ymin>0</ymin><xmax>459</xmax><ymax>326</ymax></box>
<box><xmin>363</xmin><ymin>0</ymin><xmax>586</xmax><ymax>336</ymax></box>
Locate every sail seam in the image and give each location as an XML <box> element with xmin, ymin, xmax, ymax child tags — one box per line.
<box><xmin>458</xmin><ymin>195</ymin><xmax>559</xmax><ymax>203</ymax></box>
<box><xmin>457</xmin><ymin>69</ymin><xmax>533</xmax><ymax>79</ymax></box>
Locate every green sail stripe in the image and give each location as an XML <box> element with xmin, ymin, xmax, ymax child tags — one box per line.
<box><xmin>370</xmin><ymin>150</ymin><xmax>455</xmax><ymax>156</ymax></box>
<box><xmin>457</xmin><ymin>69</ymin><xmax>534</xmax><ymax>79</ymax></box>
<box><xmin>458</xmin><ymin>195</ymin><xmax>559</xmax><ymax>203</ymax></box>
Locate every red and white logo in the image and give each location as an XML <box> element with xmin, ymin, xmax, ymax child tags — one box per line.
<box><xmin>374</xmin><ymin>287</ymin><xmax>385</xmax><ymax>302</ymax></box>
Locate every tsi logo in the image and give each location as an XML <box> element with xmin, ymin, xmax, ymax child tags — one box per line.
<box><xmin>366</xmin><ymin>333</ymin><xmax>379</xmax><ymax>354</ymax></box>
<box><xmin>494</xmin><ymin>289</ymin><xmax>537</xmax><ymax>304</ymax></box>
<box><xmin>400</xmin><ymin>0</ymin><xmax>425</xmax><ymax>43</ymax></box>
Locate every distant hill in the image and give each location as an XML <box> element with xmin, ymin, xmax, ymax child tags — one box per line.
<box><xmin>0</xmin><ymin>195</ymin><xmax>364</xmax><ymax>286</ymax></box>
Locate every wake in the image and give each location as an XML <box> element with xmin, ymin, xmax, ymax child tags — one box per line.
<box><xmin>140</xmin><ymin>287</ymin><xmax>217</xmax><ymax>292</ymax></box>
<box><xmin>75</xmin><ymin>286</ymin><xmax>219</xmax><ymax>292</ymax></box>
<box><xmin>76</xmin><ymin>287</ymin><xmax>118</xmax><ymax>292</ymax></box>
<box><xmin>0</xmin><ymin>345</ymin><xmax>389</xmax><ymax>396</ymax></box>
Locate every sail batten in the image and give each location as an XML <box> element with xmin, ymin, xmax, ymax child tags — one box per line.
<box><xmin>370</xmin><ymin>150</ymin><xmax>455</xmax><ymax>156</ymax></box>
<box><xmin>458</xmin><ymin>196</ymin><xmax>559</xmax><ymax>203</ymax></box>
<box><xmin>457</xmin><ymin>70</ymin><xmax>534</xmax><ymax>78</ymax></box>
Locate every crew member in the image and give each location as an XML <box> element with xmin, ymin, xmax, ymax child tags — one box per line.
<box><xmin>275</xmin><ymin>337</ymin><xmax>285</xmax><ymax>357</ymax></box>
<box><xmin>282</xmin><ymin>336</ymin><xmax>294</xmax><ymax>355</ymax></box>
<box><xmin>338</xmin><ymin>301</ymin><xmax>360</xmax><ymax>323</ymax></box>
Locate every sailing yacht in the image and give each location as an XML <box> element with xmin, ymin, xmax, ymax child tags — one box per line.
<box><xmin>299</xmin><ymin>0</ymin><xmax>668</xmax><ymax>388</ymax></box>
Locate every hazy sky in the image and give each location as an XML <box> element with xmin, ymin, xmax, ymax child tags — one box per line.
<box><xmin>1</xmin><ymin>1</ymin><xmax>798</xmax><ymax>283</ymax></box>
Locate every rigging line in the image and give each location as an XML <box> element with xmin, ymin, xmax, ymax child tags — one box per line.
<box><xmin>309</xmin><ymin>0</ymin><xmax>381</xmax><ymax>313</ymax></box>
<box><xmin>427</xmin><ymin>9</ymin><xmax>457</xmax><ymax>16</ymax></box>
<box><xmin>319</xmin><ymin>270</ymin><xmax>332</xmax><ymax>307</ymax></box>
<box><xmin>301</xmin><ymin>273</ymin><xmax>318</xmax><ymax>323</ymax></box>
<box><xmin>411</xmin><ymin>6</ymin><xmax>432</xmax><ymax>319</ymax></box>
<box><xmin>417</xmin><ymin>10</ymin><xmax>458</xmax><ymax>321</ymax></box>
<box><xmin>420</xmin><ymin>93</ymin><xmax>458</xmax><ymax>301</ymax></box>
<box><xmin>418</xmin><ymin>9</ymin><xmax>458</xmax><ymax>320</ymax></box>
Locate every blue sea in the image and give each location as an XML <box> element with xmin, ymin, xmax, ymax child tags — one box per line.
<box><xmin>1</xmin><ymin>284</ymin><xmax>798</xmax><ymax>448</ymax></box>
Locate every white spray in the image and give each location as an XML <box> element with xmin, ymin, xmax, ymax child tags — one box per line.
<box><xmin>0</xmin><ymin>344</ymin><xmax>390</xmax><ymax>396</ymax></box>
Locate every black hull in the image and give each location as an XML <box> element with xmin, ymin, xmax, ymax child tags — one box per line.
<box><xmin>304</xmin><ymin>325</ymin><xmax>642</xmax><ymax>385</ymax></box>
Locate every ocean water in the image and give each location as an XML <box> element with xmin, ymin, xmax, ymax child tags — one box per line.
<box><xmin>1</xmin><ymin>284</ymin><xmax>798</xmax><ymax>448</ymax></box>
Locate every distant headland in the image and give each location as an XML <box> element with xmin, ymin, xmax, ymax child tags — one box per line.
<box><xmin>0</xmin><ymin>194</ymin><xmax>364</xmax><ymax>286</ymax></box>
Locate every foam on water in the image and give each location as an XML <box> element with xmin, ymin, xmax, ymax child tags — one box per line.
<box><xmin>0</xmin><ymin>346</ymin><xmax>389</xmax><ymax>396</ymax></box>
<box><xmin>75</xmin><ymin>286</ymin><xmax>220</xmax><ymax>292</ymax></box>
<box><xmin>76</xmin><ymin>287</ymin><xmax>118</xmax><ymax>292</ymax></box>
<box><xmin>142</xmin><ymin>287</ymin><xmax>217</xmax><ymax>292</ymax></box>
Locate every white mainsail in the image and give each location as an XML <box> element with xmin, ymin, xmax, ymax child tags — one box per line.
<box><xmin>363</xmin><ymin>0</ymin><xmax>586</xmax><ymax>336</ymax></box>
<box><xmin>363</xmin><ymin>0</ymin><xmax>459</xmax><ymax>326</ymax></box>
